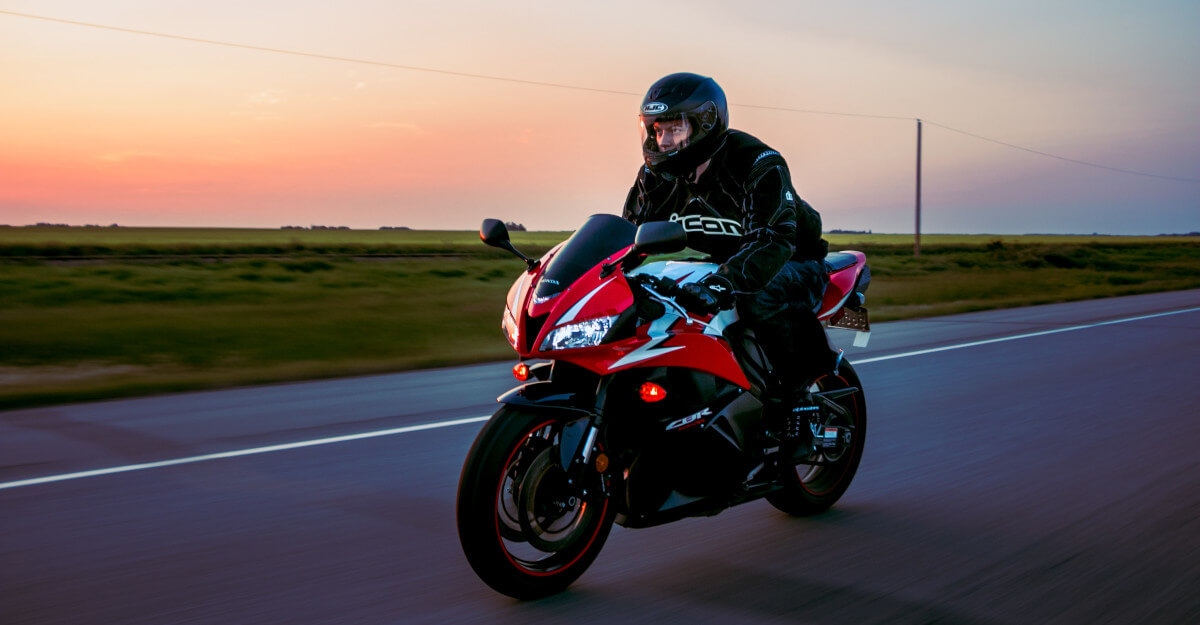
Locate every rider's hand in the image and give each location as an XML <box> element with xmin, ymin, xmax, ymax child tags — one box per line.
<box><xmin>677</xmin><ymin>274</ymin><xmax>736</xmax><ymax>315</ymax></box>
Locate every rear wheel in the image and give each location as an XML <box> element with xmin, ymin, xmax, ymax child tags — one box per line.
<box><xmin>767</xmin><ymin>361</ymin><xmax>867</xmax><ymax>516</ymax></box>
<box><xmin>457</xmin><ymin>407</ymin><xmax>615</xmax><ymax>599</ymax></box>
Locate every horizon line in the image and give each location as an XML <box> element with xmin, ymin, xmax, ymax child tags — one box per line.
<box><xmin>2</xmin><ymin>224</ymin><xmax>1197</xmax><ymax>237</ymax></box>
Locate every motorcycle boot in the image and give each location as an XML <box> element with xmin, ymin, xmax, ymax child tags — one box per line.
<box><xmin>763</xmin><ymin>341</ymin><xmax>841</xmax><ymax>463</ymax></box>
<box><xmin>747</xmin><ymin>298</ymin><xmax>841</xmax><ymax>457</ymax></box>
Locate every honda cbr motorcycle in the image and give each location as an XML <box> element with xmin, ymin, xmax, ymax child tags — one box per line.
<box><xmin>457</xmin><ymin>214</ymin><xmax>871</xmax><ymax>599</ymax></box>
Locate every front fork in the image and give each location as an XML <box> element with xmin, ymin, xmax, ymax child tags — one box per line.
<box><xmin>559</xmin><ymin>416</ymin><xmax>610</xmax><ymax>499</ymax></box>
<box><xmin>497</xmin><ymin>378</ymin><xmax>612</xmax><ymax>500</ymax></box>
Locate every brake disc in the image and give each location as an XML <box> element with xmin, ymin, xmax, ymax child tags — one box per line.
<box><xmin>516</xmin><ymin>447</ymin><xmax>593</xmax><ymax>552</ymax></box>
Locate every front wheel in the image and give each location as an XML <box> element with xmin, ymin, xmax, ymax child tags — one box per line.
<box><xmin>767</xmin><ymin>361</ymin><xmax>867</xmax><ymax>516</ymax></box>
<box><xmin>456</xmin><ymin>407</ymin><xmax>615</xmax><ymax>599</ymax></box>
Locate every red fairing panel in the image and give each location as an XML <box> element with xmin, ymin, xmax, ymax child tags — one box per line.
<box><xmin>517</xmin><ymin>249</ymin><xmax>751</xmax><ymax>389</ymax></box>
<box><xmin>563</xmin><ymin>319</ymin><xmax>752</xmax><ymax>389</ymax></box>
<box><xmin>511</xmin><ymin>244</ymin><xmax>633</xmax><ymax>357</ymax></box>
<box><xmin>510</xmin><ymin>264</ymin><xmax>541</xmax><ymax>353</ymax></box>
<box><xmin>526</xmin><ymin>255</ymin><xmax>631</xmax><ymax>323</ymax></box>
<box><xmin>509</xmin><ymin>244</ymin><xmax>561</xmax><ymax>353</ymax></box>
<box><xmin>817</xmin><ymin>251</ymin><xmax>866</xmax><ymax>320</ymax></box>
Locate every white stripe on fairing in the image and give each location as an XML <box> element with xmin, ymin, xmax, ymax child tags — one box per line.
<box><xmin>556</xmin><ymin>277</ymin><xmax>613</xmax><ymax>326</ymax></box>
<box><xmin>607</xmin><ymin>336</ymin><xmax>685</xmax><ymax>369</ymax></box>
<box><xmin>3</xmin><ymin>306</ymin><xmax>1197</xmax><ymax>490</ymax></box>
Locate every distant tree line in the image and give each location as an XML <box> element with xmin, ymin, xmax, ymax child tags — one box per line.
<box><xmin>11</xmin><ymin>223</ymin><xmax>122</xmax><ymax>228</ymax></box>
<box><xmin>505</xmin><ymin>222</ymin><xmax>527</xmax><ymax>231</ymax></box>
<box><xmin>280</xmin><ymin>225</ymin><xmax>413</xmax><ymax>230</ymax></box>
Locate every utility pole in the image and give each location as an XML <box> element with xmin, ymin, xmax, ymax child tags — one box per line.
<box><xmin>915</xmin><ymin>118</ymin><xmax>922</xmax><ymax>258</ymax></box>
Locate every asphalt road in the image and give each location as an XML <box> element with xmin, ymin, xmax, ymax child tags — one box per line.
<box><xmin>3</xmin><ymin>289</ymin><xmax>1199</xmax><ymax>624</ymax></box>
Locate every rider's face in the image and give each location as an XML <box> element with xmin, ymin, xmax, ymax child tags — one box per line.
<box><xmin>654</xmin><ymin>119</ymin><xmax>690</xmax><ymax>152</ymax></box>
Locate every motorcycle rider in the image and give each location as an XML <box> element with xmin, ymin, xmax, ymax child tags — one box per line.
<box><xmin>622</xmin><ymin>72</ymin><xmax>837</xmax><ymax>450</ymax></box>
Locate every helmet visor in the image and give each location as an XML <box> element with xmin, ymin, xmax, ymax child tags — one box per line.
<box><xmin>641</xmin><ymin>116</ymin><xmax>692</xmax><ymax>157</ymax></box>
<box><xmin>639</xmin><ymin>100</ymin><xmax>720</xmax><ymax>166</ymax></box>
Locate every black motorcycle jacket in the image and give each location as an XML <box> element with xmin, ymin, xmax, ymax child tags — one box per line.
<box><xmin>622</xmin><ymin>130</ymin><xmax>827</xmax><ymax>294</ymax></box>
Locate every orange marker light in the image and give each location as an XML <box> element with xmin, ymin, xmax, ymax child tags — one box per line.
<box><xmin>638</xmin><ymin>382</ymin><xmax>667</xmax><ymax>402</ymax></box>
<box><xmin>513</xmin><ymin>363</ymin><xmax>530</xmax><ymax>381</ymax></box>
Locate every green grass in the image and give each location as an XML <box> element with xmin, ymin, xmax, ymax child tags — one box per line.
<box><xmin>0</xmin><ymin>226</ymin><xmax>566</xmax><ymax>258</ymax></box>
<box><xmin>1</xmin><ymin>227</ymin><xmax>1197</xmax><ymax>410</ymax></box>
<box><xmin>4</xmin><ymin>225</ymin><xmax>1190</xmax><ymax>249</ymax></box>
<box><xmin>858</xmin><ymin>240</ymin><xmax>1200</xmax><ymax>319</ymax></box>
<box><xmin>825</xmin><ymin>233</ymin><xmax>1197</xmax><ymax>245</ymax></box>
<box><xmin>0</xmin><ymin>257</ymin><xmax>527</xmax><ymax>408</ymax></box>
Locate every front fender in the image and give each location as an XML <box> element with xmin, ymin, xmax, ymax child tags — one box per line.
<box><xmin>497</xmin><ymin>380</ymin><xmax>594</xmax><ymax>417</ymax></box>
<box><xmin>497</xmin><ymin>381</ymin><xmax>597</xmax><ymax>474</ymax></box>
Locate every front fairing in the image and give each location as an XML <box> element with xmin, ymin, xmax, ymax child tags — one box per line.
<box><xmin>501</xmin><ymin>243</ymin><xmax>560</xmax><ymax>351</ymax></box>
<box><xmin>506</xmin><ymin>248</ymin><xmax>750</xmax><ymax>388</ymax></box>
<box><xmin>530</xmin><ymin>214</ymin><xmax>636</xmax><ymax>305</ymax></box>
<box><xmin>503</xmin><ymin>213</ymin><xmax>635</xmax><ymax>354</ymax></box>
<box><xmin>506</xmin><ymin>243</ymin><xmax>635</xmax><ymax>357</ymax></box>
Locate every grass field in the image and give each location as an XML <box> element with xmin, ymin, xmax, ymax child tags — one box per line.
<box><xmin>2</xmin><ymin>227</ymin><xmax>1197</xmax><ymax>409</ymax></box>
<box><xmin>3</xmin><ymin>225</ymin><xmax>1193</xmax><ymax>251</ymax></box>
<box><xmin>0</xmin><ymin>226</ymin><xmax>568</xmax><ymax>257</ymax></box>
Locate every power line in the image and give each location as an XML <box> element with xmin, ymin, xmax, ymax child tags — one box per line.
<box><xmin>734</xmin><ymin>103</ymin><xmax>911</xmax><ymax>122</ymax></box>
<box><xmin>924</xmin><ymin>120</ymin><xmax>1200</xmax><ymax>184</ymax></box>
<box><xmin>0</xmin><ymin>9</ymin><xmax>636</xmax><ymax>97</ymax></box>
<box><xmin>0</xmin><ymin>9</ymin><xmax>914</xmax><ymax>122</ymax></box>
<box><xmin>4</xmin><ymin>8</ymin><xmax>1198</xmax><ymax>184</ymax></box>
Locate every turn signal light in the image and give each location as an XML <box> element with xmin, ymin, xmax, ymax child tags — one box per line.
<box><xmin>513</xmin><ymin>363</ymin><xmax>530</xmax><ymax>381</ymax></box>
<box><xmin>638</xmin><ymin>382</ymin><xmax>667</xmax><ymax>402</ymax></box>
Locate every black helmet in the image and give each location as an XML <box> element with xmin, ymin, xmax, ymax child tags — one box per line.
<box><xmin>639</xmin><ymin>73</ymin><xmax>729</xmax><ymax>176</ymax></box>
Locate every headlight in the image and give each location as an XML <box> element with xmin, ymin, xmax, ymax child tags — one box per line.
<box><xmin>502</xmin><ymin>309</ymin><xmax>519</xmax><ymax>348</ymax></box>
<box><xmin>540</xmin><ymin>315</ymin><xmax>617</xmax><ymax>351</ymax></box>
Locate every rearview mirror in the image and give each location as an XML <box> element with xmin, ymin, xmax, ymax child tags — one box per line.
<box><xmin>479</xmin><ymin>218</ymin><xmax>538</xmax><ymax>271</ymax></box>
<box><xmin>479</xmin><ymin>218</ymin><xmax>509</xmax><ymax>247</ymax></box>
<box><xmin>633</xmin><ymin>221</ymin><xmax>687</xmax><ymax>255</ymax></box>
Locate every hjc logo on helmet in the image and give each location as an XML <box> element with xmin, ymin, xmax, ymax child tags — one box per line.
<box><xmin>642</xmin><ymin>102</ymin><xmax>669</xmax><ymax>114</ymax></box>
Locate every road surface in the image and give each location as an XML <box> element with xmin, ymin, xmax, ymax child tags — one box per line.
<box><xmin>3</xmin><ymin>289</ymin><xmax>1199</xmax><ymax>624</ymax></box>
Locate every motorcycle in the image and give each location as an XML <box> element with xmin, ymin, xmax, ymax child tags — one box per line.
<box><xmin>457</xmin><ymin>213</ymin><xmax>871</xmax><ymax>599</ymax></box>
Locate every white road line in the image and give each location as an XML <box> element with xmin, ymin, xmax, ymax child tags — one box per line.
<box><xmin>0</xmin><ymin>415</ymin><xmax>491</xmax><ymax>490</ymax></box>
<box><xmin>3</xmin><ymin>305</ymin><xmax>1198</xmax><ymax>491</ymax></box>
<box><xmin>851</xmin><ymin>306</ymin><xmax>1200</xmax><ymax>365</ymax></box>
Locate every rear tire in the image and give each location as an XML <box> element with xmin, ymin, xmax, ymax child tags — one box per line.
<box><xmin>457</xmin><ymin>407</ymin><xmax>615</xmax><ymax>599</ymax></box>
<box><xmin>767</xmin><ymin>361</ymin><xmax>867</xmax><ymax>516</ymax></box>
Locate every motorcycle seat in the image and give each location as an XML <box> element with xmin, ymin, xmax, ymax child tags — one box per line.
<box><xmin>824</xmin><ymin>252</ymin><xmax>860</xmax><ymax>273</ymax></box>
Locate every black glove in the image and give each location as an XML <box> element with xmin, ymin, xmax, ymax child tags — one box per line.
<box><xmin>677</xmin><ymin>274</ymin><xmax>736</xmax><ymax>315</ymax></box>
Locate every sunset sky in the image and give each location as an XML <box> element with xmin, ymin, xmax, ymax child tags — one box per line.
<box><xmin>2</xmin><ymin>1</ymin><xmax>1198</xmax><ymax>234</ymax></box>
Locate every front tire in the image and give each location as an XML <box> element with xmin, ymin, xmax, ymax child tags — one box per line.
<box><xmin>767</xmin><ymin>361</ymin><xmax>867</xmax><ymax>516</ymax></box>
<box><xmin>457</xmin><ymin>407</ymin><xmax>615</xmax><ymax>599</ymax></box>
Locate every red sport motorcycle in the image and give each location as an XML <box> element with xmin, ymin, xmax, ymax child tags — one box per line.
<box><xmin>457</xmin><ymin>214</ymin><xmax>871</xmax><ymax>599</ymax></box>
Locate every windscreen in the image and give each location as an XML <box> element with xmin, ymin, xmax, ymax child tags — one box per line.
<box><xmin>533</xmin><ymin>214</ymin><xmax>635</xmax><ymax>302</ymax></box>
